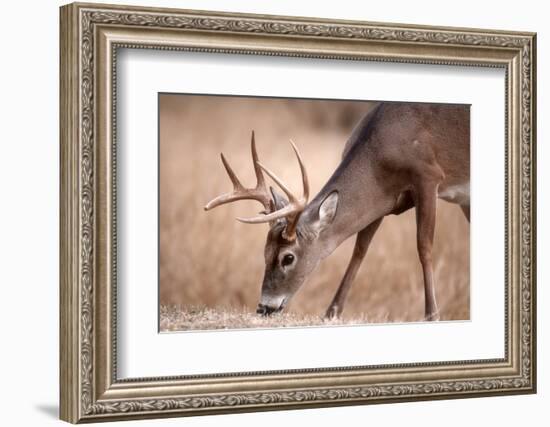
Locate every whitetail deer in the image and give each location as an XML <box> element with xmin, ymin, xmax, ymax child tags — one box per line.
<box><xmin>205</xmin><ymin>102</ymin><xmax>469</xmax><ymax>321</ymax></box>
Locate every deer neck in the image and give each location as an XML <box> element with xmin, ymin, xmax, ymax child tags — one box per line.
<box><xmin>300</xmin><ymin>160</ymin><xmax>395</xmax><ymax>260</ymax></box>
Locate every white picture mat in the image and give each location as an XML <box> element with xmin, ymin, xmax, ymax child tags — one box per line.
<box><xmin>116</xmin><ymin>49</ymin><xmax>505</xmax><ymax>378</ymax></box>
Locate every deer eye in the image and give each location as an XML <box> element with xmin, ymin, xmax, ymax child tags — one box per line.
<box><xmin>281</xmin><ymin>253</ymin><xmax>295</xmax><ymax>267</ymax></box>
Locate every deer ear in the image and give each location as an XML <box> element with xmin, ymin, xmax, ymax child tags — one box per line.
<box><xmin>270</xmin><ymin>186</ymin><xmax>289</xmax><ymax>211</ymax></box>
<box><xmin>317</xmin><ymin>191</ymin><xmax>338</xmax><ymax>232</ymax></box>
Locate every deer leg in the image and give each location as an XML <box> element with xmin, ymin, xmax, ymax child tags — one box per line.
<box><xmin>325</xmin><ymin>218</ymin><xmax>383</xmax><ymax>319</ymax></box>
<box><xmin>415</xmin><ymin>183</ymin><xmax>440</xmax><ymax>321</ymax></box>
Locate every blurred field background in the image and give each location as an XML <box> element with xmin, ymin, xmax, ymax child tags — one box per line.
<box><xmin>159</xmin><ymin>94</ymin><xmax>470</xmax><ymax>331</ymax></box>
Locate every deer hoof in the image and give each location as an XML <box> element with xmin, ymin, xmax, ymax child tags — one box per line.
<box><xmin>425</xmin><ymin>311</ymin><xmax>441</xmax><ymax>321</ymax></box>
<box><xmin>325</xmin><ymin>305</ymin><xmax>341</xmax><ymax>320</ymax></box>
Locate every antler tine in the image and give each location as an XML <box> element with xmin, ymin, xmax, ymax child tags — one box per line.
<box><xmin>220</xmin><ymin>153</ymin><xmax>244</xmax><ymax>190</ymax></box>
<box><xmin>237</xmin><ymin>203</ymin><xmax>296</xmax><ymax>224</ymax></box>
<box><xmin>289</xmin><ymin>139</ymin><xmax>309</xmax><ymax>202</ymax></box>
<box><xmin>251</xmin><ymin>131</ymin><xmax>266</xmax><ymax>190</ymax></box>
<box><xmin>204</xmin><ymin>131</ymin><xmax>272</xmax><ymax>212</ymax></box>
<box><xmin>256</xmin><ymin>162</ymin><xmax>298</xmax><ymax>204</ymax></box>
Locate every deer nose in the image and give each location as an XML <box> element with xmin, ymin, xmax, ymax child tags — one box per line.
<box><xmin>256</xmin><ymin>304</ymin><xmax>277</xmax><ymax>316</ymax></box>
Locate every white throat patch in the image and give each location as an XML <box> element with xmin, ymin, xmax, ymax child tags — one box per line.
<box><xmin>438</xmin><ymin>183</ymin><xmax>470</xmax><ymax>205</ymax></box>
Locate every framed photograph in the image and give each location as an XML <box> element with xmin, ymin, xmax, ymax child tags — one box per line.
<box><xmin>60</xmin><ymin>2</ymin><xmax>537</xmax><ymax>423</ymax></box>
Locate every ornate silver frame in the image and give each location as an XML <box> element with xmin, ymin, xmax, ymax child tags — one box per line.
<box><xmin>60</xmin><ymin>2</ymin><xmax>536</xmax><ymax>423</ymax></box>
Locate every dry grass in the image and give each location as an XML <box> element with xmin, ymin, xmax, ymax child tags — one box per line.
<box><xmin>159</xmin><ymin>94</ymin><xmax>470</xmax><ymax>332</ymax></box>
<box><xmin>160</xmin><ymin>305</ymin><xmax>376</xmax><ymax>332</ymax></box>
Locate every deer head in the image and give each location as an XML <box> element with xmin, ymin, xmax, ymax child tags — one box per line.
<box><xmin>205</xmin><ymin>131</ymin><xmax>339</xmax><ymax>315</ymax></box>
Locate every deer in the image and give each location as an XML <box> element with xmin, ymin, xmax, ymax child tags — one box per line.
<box><xmin>205</xmin><ymin>102</ymin><xmax>469</xmax><ymax>321</ymax></box>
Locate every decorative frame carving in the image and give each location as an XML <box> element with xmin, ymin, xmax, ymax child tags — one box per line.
<box><xmin>60</xmin><ymin>2</ymin><xmax>536</xmax><ymax>423</ymax></box>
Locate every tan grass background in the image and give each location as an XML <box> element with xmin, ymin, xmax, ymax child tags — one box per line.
<box><xmin>159</xmin><ymin>94</ymin><xmax>470</xmax><ymax>331</ymax></box>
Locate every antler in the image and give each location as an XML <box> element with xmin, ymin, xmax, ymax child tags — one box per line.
<box><xmin>237</xmin><ymin>140</ymin><xmax>309</xmax><ymax>241</ymax></box>
<box><xmin>204</xmin><ymin>131</ymin><xmax>272</xmax><ymax>213</ymax></box>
